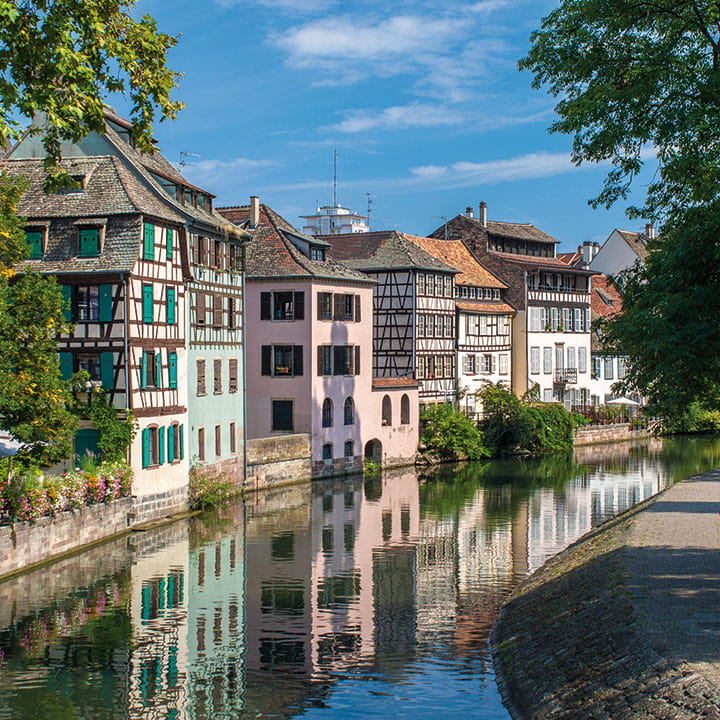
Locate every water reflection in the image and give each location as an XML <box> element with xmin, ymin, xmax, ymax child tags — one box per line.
<box><xmin>1</xmin><ymin>435</ymin><xmax>719</xmax><ymax>720</ymax></box>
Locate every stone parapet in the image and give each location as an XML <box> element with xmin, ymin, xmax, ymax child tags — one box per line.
<box><xmin>574</xmin><ymin>422</ymin><xmax>650</xmax><ymax>446</ymax></box>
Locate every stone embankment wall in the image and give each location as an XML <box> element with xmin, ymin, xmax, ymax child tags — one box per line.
<box><xmin>0</xmin><ymin>497</ymin><xmax>133</xmax><ymax>580</ymax></box>
<box><xmin>246</xmin><ymin>433</ymin><xmax>312</xmax><ymax>489</ymax></box>
<box><xmin>574</xmin><ymin>422</ymin><xmax>649</xmax><ymax>446</ymax></box>
<box><xmin>491</xmin><ymin>501</ymin><xmax>720</xmax><ymax>719</ymax></box>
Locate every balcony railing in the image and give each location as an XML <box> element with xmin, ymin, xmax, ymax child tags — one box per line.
<box><xmin>554</xmin><ymin>368</ymin><xmax>578</xmax><ymax>385</ymax></box>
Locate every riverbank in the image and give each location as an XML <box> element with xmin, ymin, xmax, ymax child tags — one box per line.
<box><xmin>491</xmin><ymin>467</ymin><xmax>720</xmax><ymax>719</ymax></box>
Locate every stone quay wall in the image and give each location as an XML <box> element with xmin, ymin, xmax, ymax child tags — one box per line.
<box><xmin>0</xmin><ymin>497</ymin><xmax>133</xmax><ymax>581</ymax></box>
<box><xmin>246</xmin><ymin>433</ymin><xmax>312</xmax><ymax>490</ymax></box>
<box><xmin>574</xmin><ymin>422</ymin><xmax>650</xmax><ymax>446</ymax></box>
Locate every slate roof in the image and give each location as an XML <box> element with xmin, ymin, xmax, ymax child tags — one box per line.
<box><xmin>491</xmin><ymin>250</ymin><xmax>596</xmax><ymax>274</ymax></box>
<box><xmin>456</xmin><ymin>301</ymin><xmax>516</xmax><ymax>315</ymax></box>
<box><xmin>218</xmin><ymin>204</ymin><xmax>374</xmax><ymax>283</ymax></box>
<box><xmin>320</xmin><ymin>230</ymin><xmax>458</xmax><ymax>273</ymax></box>
<box><xmin>485</xmin><ymin>219</ymin><xmax>560</xmax><ymax>244</ymax></box>
<box><xmin>403</xmin><ymin>235</ymin><xmax>507</xmax><ymax>288</ymax></box>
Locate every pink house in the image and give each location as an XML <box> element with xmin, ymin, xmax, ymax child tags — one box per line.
<box><xmin>218</xmin><ymin>199</ymin><xmax>419</xmax><ymax>475</ymax></box>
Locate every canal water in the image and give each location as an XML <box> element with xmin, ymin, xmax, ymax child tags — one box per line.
<box><xmin>1</xmin><ymin>435</ymin><xmax>719</xmax><ymax>720</ymax></box>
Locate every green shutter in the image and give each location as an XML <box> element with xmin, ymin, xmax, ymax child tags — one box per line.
<box><xmin>158</xmin><ymin>426</ymin><xmax>165</xmax><ymax>464</ymax></box>
<box><xmin>26</xmin><ymin>230</ymin><xmax>42</xmax><ymax>259</ymax></box>
<box><xmin>75</xmin><ymin>429</ymin><xmax>100</xmax><ymax>461</ymax></box>
<box><xmin>141</xmin><ymin>428</ymin><xmax>150</xmax><ymax>468</ymax></box>
<box><xmin>168</xmin><ymin>351</ymin><xmax>177</xmax><ymax>389</ymax></box>
<box><xmin>143</xmin><ymin>223</ymin><xmax>155</xmax><ymax>260</ymax></box>
<box><xmin>167</xmin><ymin>425</ymin><xmax>175</xmax><ymax>463</ymax></box>
<box><xmin>98</xmin><ymin>284</ymin><xmax>113</xmax><ymax>322</ymax></box>
<box><xmin>167</xmin><ymin>287</ymin><xmax>176</xmax><ymax>325</ymax></box>
<box><xmin>79</xmin><ymin>228</ymin><xmax>99</xmax><ymax>257</ymax></box>
<box><xmin>140</xmin><ymin>352</ymin><xmax>148</xmax><ymax>389</ymax></box>
<box><xmin>143</xmin><ymin>285</ymin><xmax>153</xmax><ymax>323</ymax></box>
<box><xmin>166</xmin><ymin>228</ymin><xmax>173</xmax><ymax>260</ymax></box>
<box><xmin>100</xmin><ymin>352</ymin><xmax>114</xmax><ymax>389</ymax></box>
<box><xmin>61</xmin><ymin>285</ymin><xmax>72</xmax><ymax>322</ymax></box>
<box><xmin>155</xmin><ymin>353</ymin><xmax>162</xmax><ymax>389</ymax></box>
<box><xmin>59</xmin><ymin>352</ymin><xmax>73</xmax><ymax>380</ymax></box>
<box><xmin>179</xmin><ymin>424</ymin><xmax>184</xmax><ymax>460</ymax></box>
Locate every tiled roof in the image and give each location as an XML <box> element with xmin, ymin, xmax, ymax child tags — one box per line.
<box><xmin>591</xmin><ymin>274</ymin><xmax>622</xmax><ymax>319</ymax></box>
<box><xmin>404</xmin><ymin>235</ymin><xmax>507</xmax><ymax>288</ymax></box>
<box><xmin>372</xmin><ymin>377</ymin><xmax>419</xmax><ymax>388</ymax></box>
<box><xmin>219</xmin><ymin>204</ymin><xmax>374</xmax><ymax>283</ymax></box>
<box><xmin>456</xmin><ymin>301</ymin><xmax>516</xmax><ymax>314</ymax></box>
<box><xmin>485</xmin><ymin>219</ymin><xmax>560</xmax><ymax>244</ymax></box>
<box><xmin>557</xmin><ymin>250</ymin><xmax>583</xmax><ymax>266</ymax></box>
<box><xmin>615</xmin><ymin>229</ymin><xmax>649</xmax><ymax>261</ymax></box>
<box><xmin>492</xmin><ymin>251</ymin><xmax>596</xmax><ymax>274</ymax></box>
<box><xmin>321</xmin><ymin>230</ymin><xmax>458</xmax><ymax>273</ymax></box>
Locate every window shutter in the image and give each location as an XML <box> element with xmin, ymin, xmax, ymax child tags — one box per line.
<box><xmin>317</xmin><ymin>346</ymin><xmax>323</xmax><ymax>376</ymax></box>
<box><xmin>158</xmin><ymin>426</ymin><xmax>166</xmax><ymax>464</ymax></box>
<box><xmin>140</xmin><ymin>352</ymin><xmax>148</xmax><ymax>390</ymax></box>
<box><xmin>143</xmin><ymin>285</ymin><xmax>153</xmax><ymax>323</ymax></box>
<box><xmin>167</xmin><ymin>426</ymin><xmax>175</xmax><ymax>463</ymax></box>
<box><xmin>166</xmin><ymin>228</ymin><xmax>173</xmax><ymax>260</ymax></box>
<box><xmin>167</xmin><ymin>287</ymin><xmax>176</xmax><ymax>325</ymax></box>
<box><xmin>355</xmin><ymin>295</ymin><xmax>361</xmax><ymax>322</ymax></box>
<box><xmin>294</xmin><ymin>291</ymin><xmax>305</xmax><ymax>320</ymax></box>
<box><xmin>196</xmin><ymin>292</ymin><xmax>206</xmax><ymax>324</ymax></box>
<box><xmin>214</xmin><ymin>358</ymin><xmax>222</xmax><ymax>393</ymax></box>
<box><xmin>354</xmin><ymin>346</ymin><xmax>360</xmax><ymax>375</ymax></box>
<box><xmin>333</xmin><ymin>346</ymin><xmax>343</xmax><ymax>375</ymax></box>
<box><xmin>197</xmin><ymin>359</ymin><xmax>206</xmax><ymax>395</ymax></box>
<box><xmin>98</xmin><ymin>284</ymin><xmax>113</xmax><ymax>322</ymax></box>
<box><xmin>143</xmin><ymin>223</ymin><xmax>154</xmax><ymax>260</ymax></box>
<box><xmin>293</xmin><ymin>345</ymin><xmax>303</xmax><ymax>376</ymax></box>
<box><xmin>260</xmin><ymin>292</ymin><xmax>271</xmax><ymax>320</ymax></box>
<box><xmin>61</xmin><ymin>285</ymin><xmax>73</xmax><ymax>322</ymax></box>
<box><xmin>179</xmin><ymin>424</ymin><xmax>185</xmax><ymax>460</ymax></box>
<box><xmin>59</xmin><ymin>352</ymin><xmax>73</xmax><ymax>380</ymax></box>
<box><xmin>261</xmin><ymin>346</ymin><xmax>271</xmax><ymax>375</ymax></box>
<box><xmin>213</xmin><ymin>294</ymin><xmax>223</xmax><ymax>327</ymax></box>
<box><xmin>141</xmin><ymin>428</ymin><xmax>150</xmax><ymax>468</ymax></box>
<box><xmin>334</xmin><ymin>294</ymin><xmax>344</xmax><ymax>321</ymax></box>
<box><xmin>26</xmin><ymin>230</ymin><xmax>42</xmax><ymax>258</ymax></box>
<box><xmin>100</xmin><ymin>352</ymin><xmax>114</xmax><ymax>390</ymax></box>
<box><xmin>229</xmin><ymin>357</ymin><xmax>238</xmax><ymax>392</ymax></box>
<box><xmin>155</xmin><ymin>353</ymin><xmax>162</xmax><ymax>388</ymax></box>
<box><xmin>79</xmin><ymin>228</ymin><xmax>99</xmax><ymax>257</ymax></box>
<box><xmin>169</xmin><ymin>352</ymin><xmax>177</xmax><ymax>389</ymax></box>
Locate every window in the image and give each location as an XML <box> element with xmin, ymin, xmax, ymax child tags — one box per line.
<box><xmin>481</xmin><ymin>354</ymin><xmax>493</xmax><ymax>374</ymax></box>
<box><xmin>228</xmin><ymin>297</ymin><xmax>236</xmax><ymax>329</ymax></box>
<box><xmin>230</xmin><ymin>422</ymin><xmax>236</xmax><ymax>454</ymax></box>
<box><xmin>445</xmin><ymin>315</ymin><xmax>453</xmax><ymax>337</ymax></box>
<box><xmin>499</xmin><ymin>354</ymin><xmax>509</xmax><ymax>375</ymax></box>
<box><xmin>401</xmin><ymin>394</ymin><xmax>410</xmax><ymax>425</ymax></box>
<box><xmin>197</xmin><ymin>359</ymin><xmax>206</xmax><ymax>396</ymax></box>
<box><xmin>417</xmin><ymin>273</ymin><xmax>426</xmax><ymax>294</ymax></box>
<box><xmin>141</xmin><ymin>426</ymin><xmax>160</xmax><ymax>468</ymax></box>
<box><xmin>142</xmin><ymin>285</ymin><xmax>153</xmax><ymax>323</ymax></box>
<box><xmin>272</xmin><ymin>401</ymin><xmax>294</xmax><ymax>431</ymax></box>
<box><xmin>215</xmin><ymin>424</ymin><xmax>222</xmax><ymax>458</ymax></box>
<box><xmin>344</xmin><ymin>397</ymin><xmax>354</xmax><ymax>425</ymax></box>
<box><xmin>344</xmin><ymin>441</ymin><xmax>354</xmax><ymax>460</ymax></box>
<box><xmin>333</xmin><ymin>345</ymin><xmax>358</xmax><ymax>375</ymax></box>
<box><xmin>464</xmin><ymin>354</ymin><xmax>476</xmax><ymax>374</ymax></box>
<box><xmin>417</xmin><ymin>314</ymin><xmax>426</xmax><ymax>337</ymax></box>
<box><xmin>323</xmin><ymin>443</ymin><xmax>333</xmax><ymax>464</ymax></box>
<box><xmin>79</xmin><ymin>227</ymin><xmax>100</xmax><ymax>257</ymax></box>
<box><xmin>592</xmin><ymin>356</ymin><xmax>601</xmax><ymax>379</ymax></box>
<box><xmin>562</xmin><ymin>308</ymin><xmax>571</xmax><ymax>331</ymax></box>
<box><xmin>543</xmin><ymin>347</ymin><xmax>552</xmax><ymax>374</ymax></box>
<box><xmin>567</xmin><ymin>346</ymin><xmax>576</xmax><ymax>370</ymax></box>
<box><xmin>444</xmin><ymin>275</ymin><xmax>452</xmax><ymax>297</ymax></box>
<box><xmin>26</xmin><ymin>229</ymin><xmax>43</xmax><ymax>258</ymax></box>
<box><xmin>618</xmin><ymin>357</ymin><xmax>627</xmax><ymax>379</ymax></box>
<box><xmin>141</xmin><ymin>351</ymin><xmax>160</xmax><ymax>389</ymax></box>
<box><xmin>578</xmin><ymin>347</ymin><xmax>587</xmax><ymax>374</ymax></box>
<box><xmin>416</xmin><ymin>356</ymin><xmax>426</xmax><ymax>379</ymax></box>
<box><xmin>143</xmin><ymin>223</ymin><xmax>155</xmax><ymax>261</ymax></box>
<box><xmin>444</xmin><ymin>355</ymin><xmax>454</xmax><ymax>378</ymax></box>
<box><xmin>213</xmin><ymin>294</ymin><xmax>223</xmax><ymax>327</ymax></box>
<box><xmin>260</xmin><ymin>291</ymin><xmax>305</xmax><ymax>321</ymax></box>
<box><xmin>77</xmin><ymin>354</ymin><xmax>101</xmax><ymax>382</ymax></box>
<box><xmin>467</xmin><ymin>315</ymin><xmax>479</xmax><ymax>335</ymax></box>
<box><xmin>382</xmin><ymin>395</ymin><xmax>392</xmax><ymax>426</ymax></box>
<box><xmin>75</xmin><ymin>286</ymin><xmax>100</xmax><ymax>321</ymax></box>
<box><xmin>167</xmin><ymin>423</ymin><xmax>179</xmax><ymax>463</ymax></box>
<box><xmin>310</xmin><ymin>247</ymin><xmax>325</xmax><ymax>261</ymax></box>
<box><xmin>262</xmin><ymin>345</ymin><xmax>304</xmax><ymax>376</ymax></box>
<box><xmin>198</xmin><ymin>427</ymin><xmax>205</xmax><ymax>462</ymax></box>
<box><xmin>213</xmin><ymin>240</ymin><xmax>223</xmax><ymax>270</ymax></box>
<box><xmin>436</xmin><ymin>315</ymin><xmax>444</xmax><ymax>337</ymax></box>
<box><xmin>574</xmin><ymin>308</ymin><xmax>582</xmax><ymax>333</ymax></box>
<box><xmin>344</xmin><ymin>294</ymin><xmax>354</xmax><ymax>321</ymax></box>
<box><xmin>166</xmin><ymin>287</ymin><xmax>176</xmax><ymax>325</ymax></box>
<box><xmin>426</xmin><ymin>315</ymin><xmax>434</xmax><ymax>337</ymax></box>
<box><xmin>318</xmin><ymin>292</ymin><xmax>332</xmax><ymax>320</ymax></box>
<box><xmin>229</xmin><ymin>358</ymin><xmax>238</xmax><ymax>393</ymax></box>
<box><xmin>214</xmin><ymin>359</ymin><xmax>222</xmax><ymax>394</ymax></box>
<box><xmin>604</xmin><ymin>357</ymin><xmax>614</xmax><ymax>380</ymax></box>
<box><xmin>196</xmin><ymin>292</ymin><xmax>206</xmax><ymax>325</ymax></box>
<box><xmin>550</xmin><ymin>307</ymin><xmax>559</xmax><ymax>332</ymax></box>
<box><xmin>530</xmin><ymin>347</ymin><xmax>540</xmax><ymax>375</ymax></box>
<box><xmin>168</xmin><ymin>351</ymin><xmax>178</xmax><ymax>389</ymax></box>
<box><xmin>435</xmin><ymin>275</ymin><xmax>443</xmax><ymax>296</ymax></box>
<box><xmin>318</xmin><ymin>346</ymin><xmax>333</xmax><ymax>376</ymax></box>
<box><xmin>166</xmin><ymin>228</ymin><xmax>173</xmax><ymax>260</ymax></box>
<box><xmin>229</xmin><ymin>242</ymin><xmax>242</xmax><ymax>271</ymax></box>
<box><xmin>322</xmin><ymin>398</ymin><xmax>333</xmax><ymax>428</ymax></box>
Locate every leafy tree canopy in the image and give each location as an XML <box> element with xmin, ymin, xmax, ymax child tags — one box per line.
<box><xmin>520</xmin><ymin>0</ymin><xmax>720</xmax><ymax>218</ymax></box>
<box><xmin>0</xmin><ymin>0</ymin><xmax>182</xmax><ymax>190</ymax></box>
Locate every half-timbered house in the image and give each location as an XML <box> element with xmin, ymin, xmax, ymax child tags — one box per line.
<box><xmin>218</xmin><ymin>201</ymin><xmax>419</xmax><ymax>473</ymax></box>
<box><xmin>431</xmin><ymin>205</ymin><xmax>594</xmax><ymax>407</ymax></box>
<box><xmin>404</xmin><ymin>235</ymin><xmax>516</xmax><ymax>418</ymax></box>
<box><xmin>2</xmin><ymin>109</ymin><xmax>248</xmax><ymax>520</ymax></box>
<box><xmin>322</xmin><ymin>231</ymin><xmax>458</xmax><ymax>405</ymax></box>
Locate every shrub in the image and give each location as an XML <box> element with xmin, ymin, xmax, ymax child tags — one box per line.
<box><xmin>188</xmin><ymin>465</ymin><xmax>238</xmax><ymax>511</ymax></box>
<box><xmin>420</xmin><ymin>403</ymin><xmax>489</xmax><ymax>462</ymax></box>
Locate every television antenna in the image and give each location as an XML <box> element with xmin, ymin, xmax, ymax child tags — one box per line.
<box><xmin>364</xmin><ymin>192</ymin><xmax>373</xmax><ymax>225</ymax></box>
<box><xmin>433</xmin><ymin>215</ymin><xmax>448</xmax><ymax>241</ymax></box>
<box><xmin>179</xmin><ymin>151</ymin><xmax>201</xmax><ymax>169</ymax></box>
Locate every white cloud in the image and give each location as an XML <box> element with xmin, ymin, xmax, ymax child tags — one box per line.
<box><xmin>216</xmin><ymin>0</ymin><xmax>332</xmax><ymax>11</ymax></box>
<box><xmin>328</xmin><ymin>103</ymin><xmax>467</xmax><ymax>133</ymax></box>
<box><xmin>189</xmin><ymin>157</ymin><xmax>273</xmax><ymax>173</ymax></box>
<box><xmin>181</xmin><ymin>157</ymin><xmax>275</xmax><ymax>194</ymax></box>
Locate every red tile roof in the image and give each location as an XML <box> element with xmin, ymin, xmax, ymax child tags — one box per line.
<box><xmin>372</xmin><ymin>377</ymin><xmax>420</xmax><ymax>388</ymax></box>
<box><xmin>591</xmin><ymin>274</ymin><xmax>622</xmax><ymax>319</ymax></box>
<box><xmin>456</xmin><ymin>301</ymin><xmax>516</xmax><ymax>314</ymax></box>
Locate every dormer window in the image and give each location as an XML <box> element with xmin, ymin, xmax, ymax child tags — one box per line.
<box><xmin>74</xmin><ymin>219</ymin><xmax>106</xmax><ymax>258</ymax></box>
<box><xmin>310</xmin><ymin>247</ymin><xmax>325</xmax><ymax>261</ymax></box>
<box><xmin>25</xmin><ymin>228</ymin><xmax>44</xmax><ymax>259</ymax></box>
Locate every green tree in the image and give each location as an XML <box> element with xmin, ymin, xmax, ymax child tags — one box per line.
<box><xmin>0</xmin><ymin>0</ymin><xmax>182</xmax><ymax>190</ymax></box>
<box><xmin>419</xmin><ymin>403</ymin><xmax>489</xmax><ymax>462</ymax></box>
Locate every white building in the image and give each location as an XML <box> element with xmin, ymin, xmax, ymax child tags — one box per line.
<box><xmin>590</xmin><ymin>226</ymin><xmax>652</xmax><ymax>276</ymax></box>
<box><xmin>300</xmin><ymin>204</ymin><xmax>369</xmax><ymax>236</ymax></box>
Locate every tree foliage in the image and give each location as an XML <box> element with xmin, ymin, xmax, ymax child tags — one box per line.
<box><xmin>0</xmin><ymin>0</ymin><xmax>182</xmax><ymax>190</ymax></box>
<box><xmin>419</xmin><ymin>403</ymin><xmax>490</xmax><ymax>462</ymax></box>
<box><xmin>520</xmin><ymin>0</ymin><xmax>720</xmax><ymax>218</ymax></box>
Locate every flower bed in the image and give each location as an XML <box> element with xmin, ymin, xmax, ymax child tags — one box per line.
<box><xmin>0</xmin><ymin>462</ymin><xmax>133</xmax><ymax>525</ymax></box>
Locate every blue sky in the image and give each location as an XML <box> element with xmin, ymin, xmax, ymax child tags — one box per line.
<box><xmin>130</xmin><ymin>0</ymin><xmax>653</xmax><ymax>251</ymax></box>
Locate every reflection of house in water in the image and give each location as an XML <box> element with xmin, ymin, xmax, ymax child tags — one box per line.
<box><xmin>127</xmin><ymin>524</ymin><xmax>189</xmax><ymax>719</ymax></box>
<box><xmin>184</xmin><ymin>505</ymin><xmax>245</xmax><ymax>720</ymax></box>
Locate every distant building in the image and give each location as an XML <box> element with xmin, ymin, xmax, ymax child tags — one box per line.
<box><xmin>590</xmin><ymin>226</ymin><xmax>652</xmax><ymax>276</ymax></box>
<box><xmin>300</xmin><ymin>204</ymin><xmax>369</xmax><ymax>236</ymax></box>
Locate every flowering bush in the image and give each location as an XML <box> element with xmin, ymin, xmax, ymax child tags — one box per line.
<box><xmin>0</xmin><ymin>462</ymin><xmax>134</xmax><ymax>524</ymax></box>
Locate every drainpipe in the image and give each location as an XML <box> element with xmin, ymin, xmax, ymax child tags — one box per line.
<box><xmin>122</xmin><ymin>271</ymin><xmax>130</xmax><ymax>463</ymax></box>
<box><xmin>524</xmin><ymin>269</ymin><xmax>528</xmax><ymax>397</ymax></box>
<box><xmin>241</xmin><ymin>250</ymin><xmax>248</xmax><ymax>486</ymax></box>
<box><xmin>411</xmin><ymin>269</ymin><xmax>416</xmax><ymax>379</ymax></box>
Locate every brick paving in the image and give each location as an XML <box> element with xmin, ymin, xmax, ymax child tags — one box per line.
<box><xmin>491</xmin><ymin>469</ymin><xmax>720</xmax><ymax>719</ymax></box>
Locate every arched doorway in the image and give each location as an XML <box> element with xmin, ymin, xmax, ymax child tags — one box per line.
<box><xmin>364</xmin><ymin>439</ymin><xmax>382</xmax><ymax>464</ymax></box>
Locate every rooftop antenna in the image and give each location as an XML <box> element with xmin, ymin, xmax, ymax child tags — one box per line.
<box><xmin>332</xmin><ymin>146</ymin><xmax>338</xmax><ymax>208</ymax></box>
<box><xmin>364</xmin><ymin>192</ymin><xmax>373</xmax><ymax>225</ymax></box>
<box><xmin>433</xmin><ymin>215</ymin><xmax>448</xmax><ymax>242</ymax></box>
<box><xmin>179</xmin><ymin>151</ymin><xmax>201</xmax><ymax>169</ymax></box>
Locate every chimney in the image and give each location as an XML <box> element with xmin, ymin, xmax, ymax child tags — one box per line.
<box><xmin>478</xmin><ymin>201</ymin><xmax>487</xmax><ymax>228</ymax></box>
<box><xmin>250</xmin><ymin>195</ymin><xmax>260</xmax><ymax>229</ymax></box>
<box><xmin>581</xmin><ymin>240</ymin><xmax>597</xmax><ymax>265</ymax></box>
<box><xmin>644</xmin><ymin>222</ymin><xmax>655</xmax><ymax>240</ymax></box>
<box><xmin>465</xmin><ymin>206</ymin><xmax>474</xmax><ymax>218</ymax></box>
